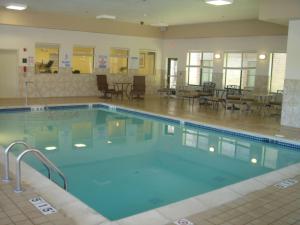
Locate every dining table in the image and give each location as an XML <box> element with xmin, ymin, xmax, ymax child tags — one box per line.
<box><xmin>114</xmin><ymin>82</ymin><xmax>132</xmax><ymax>99</ymax></box>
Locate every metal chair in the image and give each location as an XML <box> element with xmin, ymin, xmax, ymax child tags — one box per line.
<box><xmin>96</xmin><ymin>75</ymin><xmax>121</xmax><ymax>99</ymax></box>
<box><xmin>130</xmin><ymin>76</ymin><xmax>146</xmax><ymax>99</ymax></box>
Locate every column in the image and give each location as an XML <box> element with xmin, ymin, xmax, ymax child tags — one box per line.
<box><xmin>281</xmin><ymin>20</ymin><xmax>300</xmax><ymax>128</ymax></box>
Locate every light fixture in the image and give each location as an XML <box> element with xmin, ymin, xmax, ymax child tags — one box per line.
<box><xmin>107</xmin><ymin>140</ymin><xmax>112</xmax><ymax>144</ymax></box>
<box><xmin>45</xmin><ymin>146</ymin><xmax>57</xmax><ymax>151</ymax></box>
<box><xmin>150</xmin><ymin>22</ymin><xmax>169</xmax><ymax>27</ymax></box>
<box><xmin>209</xmin><ymin>146</ymin><xmax>215</xmax><ymax>152</ymax></box>
<box><xmin>74</xmin><ymin>143</ymin><xmax>86</xmax><ymax>148</ymax></box>
<box><xmin>251</xmin><ymin>158</ymin><xmax>257</xmax><ymax>164</ymax></box>
<box><xmin>205</xmin><ymin>0</ymin><xmax>233</xmax><ymax>6</ymax></box>
<box><xmin>5</xmin><ymin>3</ymin><xmax>27</xmax><ymax>10</ymax></box>
<box><xmin>214</xmin><ymin>53</ymin><xmax>221</xmax><ymax>59</ymax></box>
<box><xmin>96</xmin><ymin>15</ymin><xmax>116</xmax><ymax>20</ymax></box>
<box><xmin>259</xmin><ymin>53</ymin><xmax>266</xmax><ymax>60</ymax></box>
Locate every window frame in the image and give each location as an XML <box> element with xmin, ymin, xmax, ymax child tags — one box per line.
<box><xmin>223</xmin><ymin>52</ymin><xmax>257</xmax><ymax>89</ymax></box>
<box><xmin>72</xmin><ymin>45</ymin><xmax>95</xmax><ymax>75</ymax></box>
<box><xmin>186</xmin><ymin>51</ymin><xmax>214</xmax><ymax>86</ymax></box>
<box><xmin>269</xmin><ymin>52</ymin><xmax>287</xmax><ymax>93</ymax></box>
<box><xmin>109</xmin><ymin>47</ymin><xmax>129</xmax><ymax>75</ymax></box>
<box><xmin>35</xmin><ymin>43</ymin><xmax>60</xmax><ymax>74</ymax></box>
<box><xmin>138</xmin><ymin>50</ymin><xmax>156</xmax><ymax>75</ymax></box>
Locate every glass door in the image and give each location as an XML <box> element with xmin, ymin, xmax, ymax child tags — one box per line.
<box><xmin>167</xmin><ymin>58</ymin><xmax>178</xmax><ymax>89</ymax></box>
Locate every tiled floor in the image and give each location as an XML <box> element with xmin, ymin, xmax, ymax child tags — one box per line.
<box><xmin>167</xmin><ymin>175</ymin><xmax>300</xmax><ymax>225</ymax></box>
<box><xmin>0</xmin><ymin>182</ymin><xmax>75</xmax><ymax>225</ymax></box>
<box><xmin>0</xmin><ymin>96</ymin><xmax>300</xmax><ymax>225</ymax></box>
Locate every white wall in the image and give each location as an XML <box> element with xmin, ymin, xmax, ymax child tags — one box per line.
<box><xmin>0</xmin><ymin>25</ymin><xmax>163</xmax><ymax>97</ymax></box>
<box><xmin>0</xmin><ymin>25</ymin><xmax>288</xmax><ymax>97</ymax></box>
<box><xmin>285</xmin><ymin>20</ymin><xmax>300</xmax><ymax>80</ymax></box>
<box><xmin>0</xmin><ymin>50</ymin><xmax>18</xmax><ymax>97</ymax></box>
<box><xmin>0</xmin><ymin>25</ymin><xmax>163</xmax><ymax>70</ymax></box>
<box><xmin>281</xmin><ymin>19</ymin><xmax>300</xmax><ymax>128</ymax></box>
<box><xmin>162</xmin><ymin>36</ymin><xmax>287</xmax><ymax>72</ymax></box>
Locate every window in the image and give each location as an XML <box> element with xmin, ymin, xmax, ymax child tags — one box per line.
<box><xmin>269</xmin><ymin>53</ymin><xmax>287</xmax><ymax>92</ymax></box>
<box><xmin>35</xmin><ymin>44</ymin><xmax>59</xmax><ymax>74</ymax></box>
<box><xmin>139</xmin><ymin>51</ymin><xmax>156</xmax><ymax>75</ymax></box>
<box><xmin>186</xmin><ymin>52</ymin><xmax>213</xmax><ymax>86</ymax></box>
<box><xmin>223</xmin><ymin>53</ymin><xmax>257</xmax><ymax>88</ymax></box>
<box><xmin>72</xmin><ymin>47</ymin><xmax>94</xmax><ymax>74</ymax></box>
<box><xmin>109</xmin><ymin>48</ymin><xmax>129</xmax><ymax>74</ymax></box>
<box><xmin>167</xmin><ymin>58</ymin><xmax>178</xmax><ymax>89</ymax></box>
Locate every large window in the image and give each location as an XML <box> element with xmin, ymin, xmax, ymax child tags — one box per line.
<box><xmin>223</xmin><ymin>53</ymin><xmax>257</xmax><ymax>88</ymax></box>
<box><xmin>269</xmin><ymin>53</ymin><xmax>287</xmax><ymax>92</ymax></box>
<box><xmin>72</xmin><ymin>47</ymin><xmax>94</xmax><ymax>74</ymax></box>
<box><xmin>109</xmin><ymin>48</ymin><xmax>129</xmax><ymax>75</ymax></box>
<box><xmin>139</xmin><ymin>51</ymin><xmax>156</xmax><ymax>75</ymax></box>
<box><xmin>186</xmin><ymin>52</ymin><xmax>213</xmax><ymax>86</ymax></box>
<box><xmin>35</xmin><ymin>44</ymin><xmax>59</xmax><ymax>74</ymax></box>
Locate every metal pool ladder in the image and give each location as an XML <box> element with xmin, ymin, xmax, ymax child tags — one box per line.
<box><xmin>2</xmin><ymin>141</ymin><xmax>67</xmax><ymax>193</ymax></box>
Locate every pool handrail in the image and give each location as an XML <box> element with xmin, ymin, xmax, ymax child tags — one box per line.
<box><xmin>2</xmin><ymin>140</ymin><xmax>31</xmax><ymax>182</ymax></box>
<box><xmin>14</xmin><ymin>148</ymin><xmax>67</xmax><ymax>193</ymax></box>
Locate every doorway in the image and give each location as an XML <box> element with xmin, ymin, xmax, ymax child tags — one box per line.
<box><xmin>167</xmin><ymin>58</ymin><xmax>178</xmax><ymax>89</ymax></box>
<box><xmin>0</xmin><ymin>49</ymin><xmax>18</xmax><ymax>98</ymax></box>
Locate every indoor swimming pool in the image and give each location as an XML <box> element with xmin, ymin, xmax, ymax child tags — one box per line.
<box><xmin>0</xmin><ymin>104</ymin><xmax>300</xmax><ymax>220</ymax></box>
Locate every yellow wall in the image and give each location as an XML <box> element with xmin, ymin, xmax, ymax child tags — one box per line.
<box><xmin>139</xmin><ymin>51</ymin><xmax>156</xmax><ymax>75</ymax></box>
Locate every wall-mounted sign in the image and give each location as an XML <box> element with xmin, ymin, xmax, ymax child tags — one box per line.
<box><xmin>130</xmin><ymin>56</ymin><xmax>139</xmax><ymax>69</ymax></box>
<box><xmin>62</xmin><ymin>53</ymin><xmax>71</xmax><ymax>68</ymax></box>
<box><xmin>98</xmin><ymin>55</ymin><xmax>108</xmax><ymax>69</ymax></box>
<box><xmin>27</xmin><ymin>56</ymin><xmax>34</xmax><ymax>66</ymax></box>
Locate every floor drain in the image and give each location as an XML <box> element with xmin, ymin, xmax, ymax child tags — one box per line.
<box><xmin>174</xmin><ymin>218</ymin><xmax>194</xmax><ymax>225</ymax></box>
<box><xmin>274</xmin><ymin>179</ymin><xmax>298</xmax><ymax>189</ymax></box>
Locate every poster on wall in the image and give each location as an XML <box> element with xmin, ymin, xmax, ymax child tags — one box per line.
<box><xmin>98</xmin><ymin>55</ymin><xmax>108</xmax><ymax>69</ymax></box>
<box><xmin>130</xmin><ymin>56</ymin><xmax>139</xmax><ymax>69</ymax></box>
<box><xmin>27</xmin><ymin>56</ymin><xmax>34</xmax><ymax>66</ymax></box>
<box><xmin>62</xmin><ymin>53</ymin><xmax>71</xmax><ymax>68</ymax></box>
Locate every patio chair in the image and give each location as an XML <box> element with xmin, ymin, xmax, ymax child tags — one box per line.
<box><xmin>269</xmin><ymin>92</ymin><xmax>283</xmax><ymax>115</ymax></box>
<box><xmin>130</xmin><ymin>76</ymin><xmax>146</xmax><ymax>99</ymax></box>
<box><xmin>198</xmin><ymin>82</ymin><xmax>216</xmax><ymax>105</ymax></box>
<box><xmin>224</xmin><ymin>85</ymin><xmax>242</xmax><ymax>110</ymax></box>
<box><xmin>38</xmin><ymin>60</ymin><xmax>54</xmax><ymax>73</ymax></box>
<box><xmin>96</xmin><ymin>75</ymin><xmax>121</xmax><ymax>99</ymax></box>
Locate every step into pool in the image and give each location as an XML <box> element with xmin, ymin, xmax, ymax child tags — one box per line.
<box><xmin>0</xmin><ymin>105</ymin><xmax>300</xmax><ymax>220</ymax></box>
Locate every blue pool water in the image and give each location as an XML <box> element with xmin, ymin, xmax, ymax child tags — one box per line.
<box><xmin>0</xmin><ymin>107</ymin><xmax>300</xmax><ymax>220</ymax></box>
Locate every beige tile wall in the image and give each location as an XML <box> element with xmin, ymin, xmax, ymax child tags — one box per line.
<box><xmin>18</xmin><ymin>67</ymin><xmax>163</xmax><ymax>97</ymax></box>
<box><xmin>281</xmin><ymin>79</ymin><xmax>300</xmax><ymax>128</ymax></box>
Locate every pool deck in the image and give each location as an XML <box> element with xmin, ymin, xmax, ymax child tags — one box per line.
<box><xmin>0</xmin><ymin>96</ymin><xmax>300</xmax><ymax>225</ymax></box>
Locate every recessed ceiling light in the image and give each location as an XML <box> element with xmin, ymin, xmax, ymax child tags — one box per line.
<box><xmin>96</xmin><ymin>15</ymin><xmax>116</xmax><ymax>20</ymax></box>
<box><xmin>205</xmin><ymin>0</ymin><xmax>233</xmax><ymax>6</ymax></box>
<box><xmin>45</xmin><ymin>146</ymin><xmax>57</xmax><ymax>151</ymax></box>
<box><xmin>74</xmin><ymin>143</ymin><xmax>87</xmax><ymax>148</ymax></box>
<box><xmin>5</xmin><ymin>3</ymin><xmax>27</xmax><ymax>10</ymax></box>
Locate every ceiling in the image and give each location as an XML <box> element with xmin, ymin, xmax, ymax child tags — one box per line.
<box><xmin>0</xmin><ymin>0</ymin><xmax>260</xmax><ymax>26</ymax></box>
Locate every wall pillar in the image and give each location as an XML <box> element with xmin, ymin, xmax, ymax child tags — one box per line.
<box><xmin>254</xmin><ymin>54</ymin><xmax>271</xmax><ymax>94</ymax></box>
<box><xmin>281</xmin><ymin>20</ymin><xmax>300</xmax><ymax>128</ymax></box>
